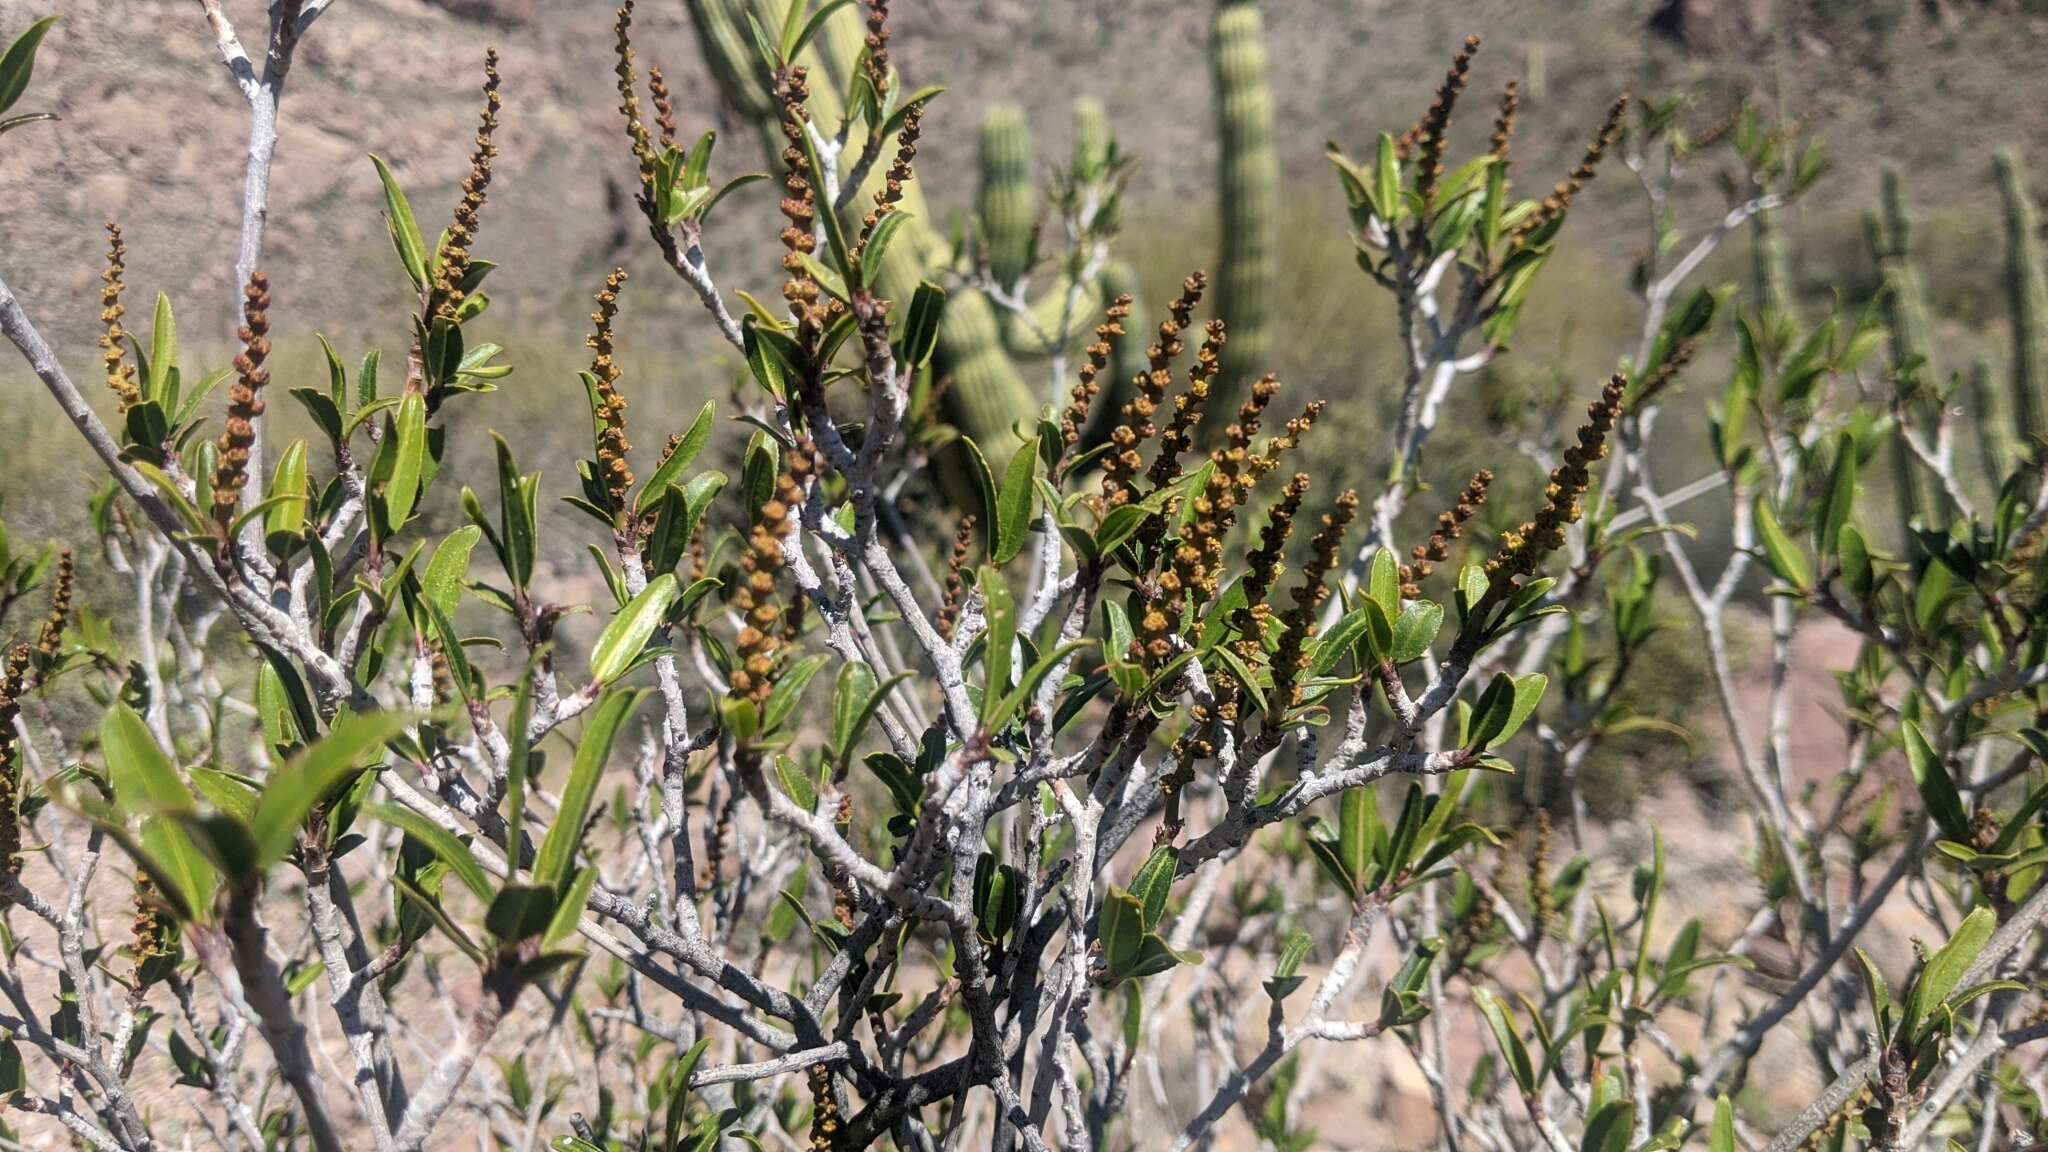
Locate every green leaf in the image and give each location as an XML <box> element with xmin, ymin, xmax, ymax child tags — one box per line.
<box><xmin>140</xmin><ymin>817</ymin><xmax>216</xmax><ymax>925</ymax></box>
<box><xmin>1389</xmin><ymin>600</ymin><xmax>1444</xmax><ymax>664</ymax></box>
<box><xmin>1709</xmin><ymin>1096</ymin><xmax>1735</xmax><ymax>1152</ymax></box>
<box><xmin>1368</xmin><ymin>547</ymin><xmax>1400</xmax><ymax>611</ymax></box>
<box><xmin>978</xmin><ymin>567</ymin><xmax>1015</xmax><ymax>726</ymax></box>
<box><xmin>371</xmin><ymin>804</ymin><xmax>493</xmax><ymax>904</ymax></box>
<box><xmin>102</xmin><ymin>703</ymin><xmax>194</xmax><ymax>816</ymax></box>
<box><xmin>369</xmin><ymin>155</ymin><xmax>429</xmax><ymax>290</ymax></box>
<box><xmin>859</xmin><ymin>209</ymin><xmax>912</xmax><ymax>288</ymax></box>
<box><xmin>387</xmin><ymin>392</ymin><xmax>428</xmax><ymax>527</ymax></box>
<box><xmin>962</xmin><ymin>438</ymin><xmax>999</xmax><ymax>556</ymax></box>
<box><xmin>147</xmin><ymin>292</ymin><xmax>176</xmax><ymax>404</ymax></box>
<box><xmin>635</xmin><ymin>401</ymin><xmax>716</xmax><ymax>514</ymax></box>
<box><xmin>0</xmin><ymin>16</ymin><xmax>58</xmax><ymax>117</ymax></box>
<box><xmin>420</xmin><ymin>525</ymin><xmax>481</xmax><ymax>621</ymax></box>
<box><xmin>1130</xmin><ymin>845</ymin><xmax>1177</xmax><ymax>931</ymax></box>
<box><xmin>1265</xmin><ymin>931</ymin><xmax>1313</xmax><ymax>1000</ymax></box>
<box><xmin>589</xmin><ymin>574</ymin><xmax>680</xmax><ymax>685</ymax></box>
<box><xmin>265</xmin><ymin>438</ymin><xmax>309</xmax><ymax>543</ymax></box>
<box><xmin>1752</xmin><ymin>494</ymin><xmax>1811</xmax><ymax>590</ymax></box>
<box><xmin>485</xmin><ymin>883</ymin><xmax>557</xmax><ymax>943</ymax></box>
<box><xmin>1472</xmin><ymin>987</ymin><xmax>1536</xmax><ymax>1094</ymax></box>
<box><xmin>531</xmin><ymin>690</ymin><xmax>644</xmax><ymax>892</ymax></box>
<box><xmin>248</xmin><ymin>711</ymin><xmax>415</xmax><ymax>869</ymax></box>
<box><xmin>994</xmin><ymin>434</ymin><xmax>1041</xmax><ymax>565</ymax></box>
<box><xmin>1818</xmin><ymin>430</ymin><xmax>1857</xmax><ymax>558</ymax></box>
<box><xmin>1633</xmin><ymin>828</ymin><xmax>1664</xmax><ymax>992</ymax></box>
<box><xmin>784</xmin><ymin>0</ymin><xmax>854</xmax><ymax>62</ymax></box>
<box><xmin>1469</xmin><ymin>672</ymin><xmax>1547</xmax><ymax>751</ymax></box>
<box><xmin>1337</xmin><ymin>784</ymin><xmax>1376</xmax><ymax>894</ymax></box>
<box><xmin>1853</xmin><ymin>947</ymin><xmax>1893</xmax><ymax>1045</ymax></box>
<box><xmin>763</xmin><ymin>653</ymin><xmax>830</xmax><ymax>735</ymax></box>
<box><xmin>1099</xmin><ymin>886</ymin><xmax>1145</xmax><ymax>976</ymax></box>
<box><xmin>1902</xmin><ymin>719</ymin><xmax>1969</xmax><ymax>841</ymax></box>
<box><xmin>1093</xmin><ymin>504</ymin><xmax>1152</xmax><ymax>557</ymax></box>
<box><xmin>1900</xmin><ymin>905</ymin><xmax>1997</xmax><ymax>1046</ymax></box>
<box><xmin>1373</xmin><ymin>132</ymin><xmax>1400</xmax><ymax>223</ymax></box>
<box><xmin>901</xmin><ymin>281</ymin><xmax>945</xmax><ymax>369</ymax></box>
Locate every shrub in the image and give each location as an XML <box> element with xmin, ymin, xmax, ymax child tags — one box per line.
<box><xmin>0</xmin><ymin>7</ymin><xmax>2043</xmax><ymax>1152</ymax></box>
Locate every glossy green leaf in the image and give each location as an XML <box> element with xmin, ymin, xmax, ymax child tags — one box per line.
<box><xmin>1753</xmin><ymin>494</ymin><xmax>1811</xmax><ymax>589</ymax></box>
<box><xmin>372</xmin><ymin>803</ymin><xmax>493</xmax><ymax>904</ymax></box>
<box><xmin>249</xmin><ymin>711</ymin><xmax>415</xmax><ymax>869</ymax></box>
<box><xmin>387</xmin><ymin>391</ymin><xmax>428</xmax><ymax>527</ymax></box>
<box><xmin>369</xmin><ymin>155</ymin><xmax>429</xmax><ymax>290</ymax></box>
<box><xmin>0</xmin><ymin>16</ymin><xmax>57</xmax><ymax>116</ymax></box>
<box><xmin>994</xmin><ymin>434</ymin><xmax>1041</xmax><ymax>565</ymax></box>
<box><xmin>635</xmin><ymin>400</ymin><xmax>716</xmax><ymax>514</ymax></box>
<box><xmin>590</xmin><ymin>574</ymin><xmax>680</xmax><ymax>685</ymax></box>
<box><xmin>531</xmin><ymin>690</ymin><xmax>644</xmax><ymax>892</ymax></box>
<box><xmin>1902</xmin><ymin>719</ymin><xmax>1969</xmax><ymax>841</ymax></box>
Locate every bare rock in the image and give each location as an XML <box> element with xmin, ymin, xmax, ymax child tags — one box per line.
<box><xmin>1650</xmin><ymin>0</ymin><xmax>1774</xmax><ymax>52</ymax></box>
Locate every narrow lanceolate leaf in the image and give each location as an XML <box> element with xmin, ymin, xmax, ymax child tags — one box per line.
<box><xmin>532</xmin><ymin>690</ymin><xmax>645</xmax><ymax>892</ymax></box>
<box><xmin>102</xmin><ymin>703</ymin><xmax>194</xmax><ymax>816</ymax></box>
<box><xmin>635</xmin><ymin>400</ymin><xmax>716</xmax><ymax>514</ymax></box>
<box><xmin>0</xmin><ymin>16</ymin><xmax>59</xmax><ymax>116</ymax></box>
<box><xmin>369</xmin><ymin>803</ymin><xmax>493</xmax><ymax>904</ymax></box>
<box><xmin>1818</xmin><ymin>430</ymin><xmax>1857</xmax><ymax>559</ymax></box>
<box><xmin>370</xmin><ymin>154</ymin><xmax>429</xmax><ymax>289</ymax></box>
<box><xmin>1900</xmin><ymin>905</ymin><xmax>1997</xmax><ymax>1045</ymax></box>
<box><xmin>589</xmin><ymin>573</ymin><xmax>680</xmax><ymax>685</ymax></box>
<box><xmin>421</xmin><ymin>525</ymin><xmax>482</xmax><ymax>619</ymax></box>
<box><xmin>1752</xmin><ymin>494</ymin><xmax>1811</xmax><ymax>589</ymax></box>
<box><xmin>1472</xmin><ymin>987</ymin><xmax>1536</xmax><ymax>1095</ymax></box>
<box><xmin>1902</xmin><ymin>719</ymin><xmax>1970</xmax><ymax>841</ymax></box>
<box><xmin>98</xmin><ymin>705</ymin><xmax>218</xmax><ymax>919</ymax></box>
<box><xmin>387</xmin><ymin>391</ymin><xmax>428</xmax><ymax>527</ymax></box>
<box><xmin>147</xmin><ymin>292</ymin><xmax>176</xmax><ymax>403</ymax></box>
<box><xmin>265</xmin><ymin>439</ymin><xmax>309</xmax><ymax>541</ymax></box>
<box><xmin>1709</xmin><ymin>1096</ymin><xmax>1736</xmax><ymax>1152</ymax></box>
<box><xmin>994</xmin><ymin>434</ymin><xmax>1041</xmax><ymax>565</ymax></box>
<box><xmin>248</xmin><ymin>711</ymin><xmax>417</xmax><ymax>869</ymax></box>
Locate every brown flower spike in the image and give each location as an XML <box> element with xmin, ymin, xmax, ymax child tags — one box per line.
<box><xmin>1511</xmin><ymin>94</ymin><xmax>1630</xmax><ymax>248</ymax></box>
<box><xmin>728</xmin><ymin>448</ymin><xmax>814</xmax><ymax>710</ymax></box>
<box><xmin>99</xmin><ymin>224</ymin><xmax>141</xmax><ymax>410</ymax></box>
<box><xmin>587</xmin><ymin>269</ymin><xmax>634</xmax><ymax>519</ymax></box>
<box><xmin>212</xmin><ymin>272</ymin><xmax>272</xmax><ymax>537</ymax></box>
<box><xmin>0</xmin><ymin>645</ymin><xmax>28</xmax><ymax>884</ymax></box>
<box><xmin>1414</xmin><ymin>35</ymin><xmax>1481</xmax><ymax>206</ymax></box>
<box><xmin>431</xmin><ymin>48</ymin><xmax>502</xmax><ymax>323</ymax></box>
<box><xmin>1057</xmin><ymin>293</ymin><xmax>1133</xmax><ymax>462</ymax></box>
<box><xmin>1103</xmin><ymin>273</ymin><xmax>1206</xmax><ymax>509</ymax></box>
<box><xmin>1401</xmin><ymin>470</ymin><xmax>1492</xmax><ymax>598</ymax></box>
<box><xmin>1488</xmin><ymin>373</ymin><xmax>1626</xmax><ymax>581</ymax></box>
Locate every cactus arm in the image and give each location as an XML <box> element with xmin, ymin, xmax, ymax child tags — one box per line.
<box><xmin>1210</xmin><ymin>0</ymin><xmax>1278</xmax><ymax>416</ymax></box>
<box><xmin>681</xmin><ymin>0</ymin><xmax>1036</xmax><ymax>457</ymax></box>
<box><xmin>1995</xmin><ymin>149</ymin><xmax>2047</xmax><ymax>456</ymax></box>
<box><xmin>1868</xmin><ymin>171</ymin><xmax>1944</xmax><ymax>537</ymax></box>
<box><xmin>1967</xmin><ymin>359</ymin><xmax>2015</xmax><ymax>486</ymax></box>
<box><xmin>977</xmin><ymin>104</ymin><xmax>1038</xmax><ymax>292</ymax></box>
<box><xmin>1749</xmin><ymin>201</ymin><xmax>1796</xmax><ymax>325</ymax></box>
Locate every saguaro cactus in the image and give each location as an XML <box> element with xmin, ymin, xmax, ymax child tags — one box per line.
<box><xmin>978</xmin><ymin>104</ymin><xmax>1037</xmax><ymax>289</ymax></box>
<box><xmin>680</xmin><ymin>0</ymin><xmax>1034</xmax><ymax>455</ymax></box>
<box><xmin>1996</xmin><ymin>148</ymin><xmax>2047</xmax><ymax>454</ymax></box>
<box><xmin>1968</xmin><ymin>359</ymin><xmax>2015</xmax><ymax>484</ymax></box>
<box><xmin>1872</xmin><ymin>168</ymin><xmax>1934</xmax><ymax>371</ymax></box>
<box><xmin>1749</xmin><ymin>202</ymin><xmax>1796</xmax><ymax>324</ymax></box>
<box><xmin>1211</xmin><ymin>0</ymin><xmax>1277</xmax><ymax>416</ymax></box>
<box><xmin>1868</xmin><ymin>168</ymin><xmax>1940</xmax><ymax>535</ymax></box>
